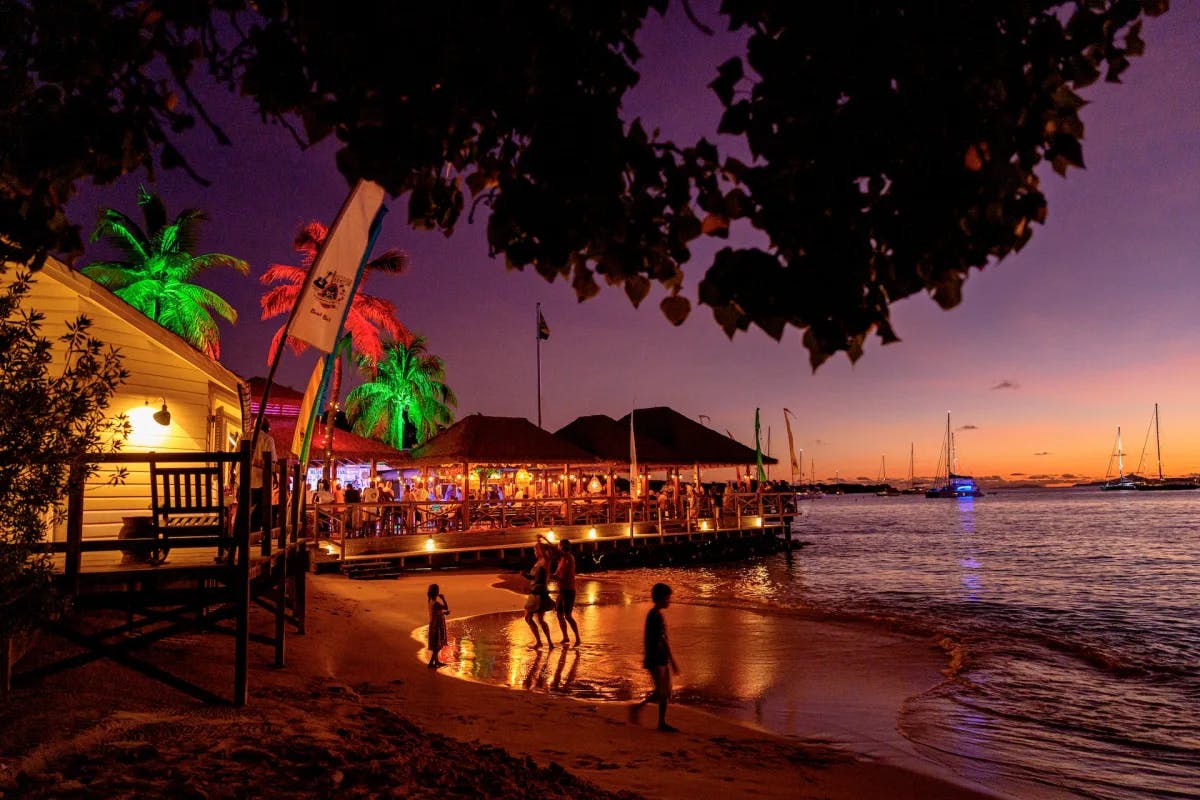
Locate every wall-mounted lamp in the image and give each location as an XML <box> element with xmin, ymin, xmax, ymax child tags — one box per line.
<box><xmin>148</xmin><ymin>398</ymin><xmax>171</xmax><ymax>427</ymax></box>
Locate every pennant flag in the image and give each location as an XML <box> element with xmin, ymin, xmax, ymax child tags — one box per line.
<box><xmin>754</xmin><ymin>408</ymin><xmax>767</xmax><ymax>483</ymax></box>
<box><xmin>291</xmin><ymin>353</ymin><xmax>336</xmax><ymax>465</ymax></box>
<box><xmin>629</xmin><ymin>410</ymin><xmax>638</xmax><ymax>498</ymax></box>
<box><xmin>537</xmin><ymin>310</ymin><xmax>550</xmax><ymax>341</ymax></box>
<box><xmin>287</xmin><ymin>180</ymin><xmax>387</xmax><ymax>353</ymax></box>
<box><xmin>783</xmin><ymin>408</ymin><xmax>801</xmax><ymax>484</ymax></box>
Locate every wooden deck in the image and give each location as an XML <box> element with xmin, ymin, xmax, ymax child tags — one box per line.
<box><xmin>5</xmin><ymin>445</ymin><xmax>307</xmax><ymax>706</ymax></box>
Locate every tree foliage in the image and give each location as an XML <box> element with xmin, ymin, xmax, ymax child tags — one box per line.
<box><xmin>0</xmin><ymin>268</ymin><xmax>130</xmax><ymax>639</ymax></box>
<box><xmin>0</xmin><ymin>0</ymin><xmax>1167</xmax><ymax>366</ymax></box>
<box><xmin>345</xmin><ymin>336</ymin><xmax>457</xmax><ymax>450</ymax></box>
<box><xmin>82</xmin><ymin>187</ymin><xmax>249</xmax><ymax>359</ymax></box>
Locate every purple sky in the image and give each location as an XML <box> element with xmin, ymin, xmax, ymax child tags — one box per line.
<box><xmin>65</xmin><ymin>1</ymin><xmax>1200</xmax><ymax>482</ymax></box>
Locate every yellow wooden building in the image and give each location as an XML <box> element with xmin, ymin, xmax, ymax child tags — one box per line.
<box><xmin>1</xmin><ymin>256</ymin><xmax>245</xmax><ymax>539</ymax></box>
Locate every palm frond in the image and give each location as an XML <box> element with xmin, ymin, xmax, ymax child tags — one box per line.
<box><xmin>365</xmin><ymin>248</ymin><xmax>411</xmax><ymax>274</ymax></box>
<box><xmin>260</xmin><ymin>285</ymin><xmax>300</xmax><ymax>319</ymax></box>
<box><xmin>179</xmin><ymin>252</ymin><xmax>250</xmax><ymax>282</ymax></box>
<box><xmin>260</xmin><ymin>263</ymin><xmax>307</xmax><ymax>286</ymax></box>
<box><xmin>90</xmin><ymin>208</ymin><xmax>151</xmax><ymax>263</ymax></box>
<box><xmin>79</xmin><ymin>262</ymin><xmax>143</xmax><ymax>289</ymax></box>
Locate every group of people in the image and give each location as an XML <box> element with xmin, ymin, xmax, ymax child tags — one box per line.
<box><xmin>422</xmin><ymin>538</ymin><xmax>681</xmax><ymax>731</ymax></box>
<box><xmin>521</xmin><ymin>536</ymin><xmax>582</xmax><ymax>649</ymax></box>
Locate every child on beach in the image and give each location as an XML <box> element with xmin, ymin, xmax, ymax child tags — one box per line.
<box><xmin>426</xmin><ymin>583</ymin><xmax>450</xmax><ymax>669</ymax></box>
<box><xmin>630</xmin><ymin>582</ymin><xmax>680</xmax><ymax>732</ymax></box>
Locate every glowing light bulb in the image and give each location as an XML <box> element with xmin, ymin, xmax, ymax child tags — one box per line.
<box><xmin>588</xmin><ymin>528</ymin><xmax>597</xmax><ymax>539</ymax></box>
<box><xmin>425</xmin><ymin>537</ymin><xmax>436</xmax><ymax>551</ymax></box>
<box><xmin>546</xmin><ymin>530</ymin><xmax>556</xmax><ymax>542</ymax></box>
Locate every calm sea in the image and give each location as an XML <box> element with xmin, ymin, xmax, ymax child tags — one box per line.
<box><xmin>444</xmin><ymin>489</ymin><xmax>1200</xmax><ymax>799</ymax></box>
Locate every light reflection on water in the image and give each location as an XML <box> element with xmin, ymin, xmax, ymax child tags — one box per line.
<box><xmin>421</xmin><ymin>490</ymin><xmax>1200</xmax><ymax>800</ymax></box>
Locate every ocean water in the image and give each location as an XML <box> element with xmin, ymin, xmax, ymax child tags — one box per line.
<box><xmin>442</xmin><ymin>489</ymin><xmax>1200</xmax><ymax>799</ymax></box>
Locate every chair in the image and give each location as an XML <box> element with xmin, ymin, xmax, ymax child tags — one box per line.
<box><xmin>149</xmin><ymin>462</ymin><xmax>230</xmax><ymax>565</ymax></box>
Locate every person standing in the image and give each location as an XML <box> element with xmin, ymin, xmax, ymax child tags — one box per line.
<box><xmin>630</xmin><ymin>582</ymin><xmax>680</xmax><ymax>732</ymax></box>
<box><xmin>239</xmin><ymin>418</ymin><xmax>277</xmax><ymax>533</ymax></box>
<box><xmin>426</xmin><ymin>583</ymin><xmax>450</xmax><ymax>669</ymax></box>
<box><xmin>554</xmin><ymin>539</ymin><xmax>581</xmax><ymax>646</ymax></box>
<box><xmin>522</xmin><ymin>541</ymin><xmax>555</xmax><ymax>649</ymax></box>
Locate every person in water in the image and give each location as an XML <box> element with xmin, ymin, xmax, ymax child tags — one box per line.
<box><xmin>630</xmin><ymin>582</ymin><xmax>680</xmax><ymax>732</ymax></box>
<box><xmin>554</xmin><ymin>538</ymin><xmax>581</xmax><ymax>646</ymax></box>
<box><xmin>426</xmin><ymin>583</ymin><xmax>450</xmax><ymax>669</ymax></box>
<box><xmin>522</xmin><ymin>541</ymin><xmax>555</xmax><ymax>648</ymax></box>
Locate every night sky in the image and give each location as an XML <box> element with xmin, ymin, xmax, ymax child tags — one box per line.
<box><xmin>64</xmin><ymin>1</ymin><xmax>1200</xmax><ymax>483</ymax></box>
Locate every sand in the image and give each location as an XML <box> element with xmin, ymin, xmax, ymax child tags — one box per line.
<box><xmin>0</xmin><ymin>570</ymin><xmax>1010</xmax><ymax>799</ymax></box>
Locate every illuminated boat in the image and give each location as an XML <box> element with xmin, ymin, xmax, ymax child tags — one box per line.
<box><xmin>1134</xmin><ymin>404</ymin><xmax>1199</xmax><ymax>491</ymax></box>
<box><xmin>925</xmin><ymin>413</ymin><xmax>984</xmax><ymax>498</ymax></box>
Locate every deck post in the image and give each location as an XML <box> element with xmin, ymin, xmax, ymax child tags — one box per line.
<box><xmin>64</xmin><ymin>462</ymin><xmax>86</xmax><ymax>593</ymax></box>
<box><xmin>234</xmin><ymin>440</ymin><xmax>253</xmax><ymax>706</ymax></box>
<box><xmin>260</xmin><ymin>452</ymin><xmax>273</xmax><ymax>557</ymax></box>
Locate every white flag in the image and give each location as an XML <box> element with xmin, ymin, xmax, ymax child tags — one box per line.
<box><xmin>288</xmin><ymin>180</ymin><xmax>387</xmax><ymax>353</ymax></box>
<box><xmin>629</xmin><ymin>410</ymin><xmax>638</xmax><ymax>499</ymax></box>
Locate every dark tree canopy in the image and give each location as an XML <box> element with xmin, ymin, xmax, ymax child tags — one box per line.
<box><xmin>0</xmin><ymin>0</ymin><xmax>1165</xmax><ymax>366</ymax></box>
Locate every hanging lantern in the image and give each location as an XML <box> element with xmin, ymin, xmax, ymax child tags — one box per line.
<box><xmin>587</xmin><ymin>475</ymin><xmax>602</xmax><ymax>494</ymax></box>
<box><xmin>515</xmin><ymin>468</ymin><xmax>532</xmax><ymax>485</ymax></box>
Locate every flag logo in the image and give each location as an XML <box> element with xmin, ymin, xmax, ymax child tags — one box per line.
<box><xmin>311</xmin><ymin>271</ymin><xmax>351</xmax><ymax>309</ymax></box>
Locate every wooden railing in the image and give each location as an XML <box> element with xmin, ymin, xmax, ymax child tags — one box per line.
<box><xmin>310</xmin><ymin>491</ymin><xmax>798</xmax><ymax>560</ymax></box>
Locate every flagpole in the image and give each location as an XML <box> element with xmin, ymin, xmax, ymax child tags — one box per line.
<box><xmin>536</xmin><ymin>302</ymin><xmax>543</xmax><ymax>428</ymax></box>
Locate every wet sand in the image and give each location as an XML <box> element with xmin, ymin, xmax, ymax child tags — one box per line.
<box><xmin>1</xmin><ymin>570</ymin><xmax>1010</xmax><ymax>799</ymax></box>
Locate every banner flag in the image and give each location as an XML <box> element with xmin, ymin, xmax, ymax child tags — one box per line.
<box><xmin>783</xmin><ymin>408</ymin><xmax>801</xmax><ymax>484</ymax></box>
<box><xmin>537</xmin><ymin>311</ymin><xmax>550</xmax><ymax>340</ymax></box>
<box><xmin>629</xmin><ymin>410</ymin><xmax>638</xmax><ymax>498</ymax></box>
<box><xmin>292</xmin><ymin>353</ymin><xmax>335</xmax><ymax>465</ymax></box>
<box><xmin>754</xmin><ymin>408</ymin><xmax>767</xmax><ymax>483</ymax></box>
<box><xmin>287</xmin><ymin>180</ymin><xmax>387</xmax><ymax>353</ymax></box>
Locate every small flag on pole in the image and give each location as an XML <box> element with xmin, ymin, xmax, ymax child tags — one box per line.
<box><xmin>287</xmin><ymin>180</ymin><xmax>387</xmax><ymax>354</ymax></box>
<box><xmin>537</xmin><ymin>310</ymin><xmax>550</xmax><ymax>341</ymax></box>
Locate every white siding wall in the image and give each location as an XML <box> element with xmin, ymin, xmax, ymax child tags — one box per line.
<box><xmin>3</xmin><ymin>262</ymin><xmax>244</xmax><ymax>540</ymax></box>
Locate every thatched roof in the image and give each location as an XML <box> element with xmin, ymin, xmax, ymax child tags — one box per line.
<box><xmin>404</xmin><ymin>414</ymin><xmax>601</xmax><ymax>467</ymax></box>
<box><xmin>614</xmin><ymin>406</ymin><xmax>778</xmax><ymax>467</ymax></box>
<box><xmin>266</xmin><ymin>416</ymin><xmax>405</xmax><ymax>463</ymax></box>
<box><xmin>554</xmin><ymin>414</ymin><xmax>684</xmax><ymax>466</ymax></box>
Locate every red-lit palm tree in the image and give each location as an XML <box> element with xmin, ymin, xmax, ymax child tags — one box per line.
<box><xmin>260</xmin><ymin>221</ymin><xmax>412</xmax><ymax>474</ymax></box>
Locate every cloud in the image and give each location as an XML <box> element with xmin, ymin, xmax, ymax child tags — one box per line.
<box><xmin>856</xmin><ymin>476</ymin><xmax>870</xmax><ymax>481</ymax></box>
<box><xmin>1010</xmin><ymin>472</ymin><xmax>1026</xmax><ymax>476</ymax></box>
<box><xmin>1034</xmin><ymin>451</ymin><xmax>1051</xmax><ymax>456</ymax></box>
<box><xmin>1061</xmin><ymin>473</ymin><xmax>1078</xmax><ymax>479</ymax></box>
<box><xmin>812</xmin><ymin>439</ymin><xmax>828</xmax><ymax>446</ymax></box>
<box><xmin>991</xmin><ymin>379</ymin><xmax>1020</xmax><ymax>390</ymax></box>
<box><xmin>957</xmin><ymin>424</ymin><xmax>979</xmax><ymax>430</ymax></box>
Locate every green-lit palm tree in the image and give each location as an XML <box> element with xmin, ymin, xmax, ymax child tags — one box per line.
<box><xmin>346</xmin><ymin>336</ymin><xmax>456</xmax><ymax>449</ymax></box>
<box><xmin>81</xmin><ymin>186</ymin><xmax>249</xmax><ymax>359</ymax></box>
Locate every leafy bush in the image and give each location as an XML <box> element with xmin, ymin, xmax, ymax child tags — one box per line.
<box><xmin>0</xmin><ymin>266</ymin><xmax>130</xmax><ymax>639</ymax></box>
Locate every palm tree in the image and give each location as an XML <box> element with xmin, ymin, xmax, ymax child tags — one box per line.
<box><xmin>81</xmin><ymin>186</ymin><xmax>249</xmax><ymax>359</ymax></box>
<box><xmin>346</xmin><ymin>337</ymin><xmax>456</xmax><ymax>449</ymax></box>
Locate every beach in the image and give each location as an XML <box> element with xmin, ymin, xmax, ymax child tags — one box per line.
<box><xmin>0</xmin><ymin>568</ymin><xmax>1008</xmax><ymax>799</ymax></box>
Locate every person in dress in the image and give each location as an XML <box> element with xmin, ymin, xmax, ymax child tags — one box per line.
<box><xmin>630</xmin><ymin>582</ymin><xmax>680</xmax><ymax>732</ymax></box>
<box><xmin>522</xmin><ymin>541</ymin><xmax>555</xmax><ymax>649</ymax></box>
<box><xmin>554</xmin><ymin>539</ymin><xmax>581</xmax><ymax>646</ymax></box>
<box><xmin>426</xmin><ymin>583</ymin><xmax>450</xmax><ymax>668</ymax></box>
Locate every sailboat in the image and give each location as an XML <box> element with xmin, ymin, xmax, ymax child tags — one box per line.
<box><xmin>876</xmin><ymin>455</ymin><xmax>900</xmax><ymax>496</ymax></box>
<box><xmin>900</xmin><ymin>442</ymin><xmax>924</xmax><ymax>494</ymax></box>
<box><xmin>925</xmin><ymin>413</ymin><xmax>984</xmax><ymax>498</ymax></box>
<box><xmin>1135</xmin><ymin>404</ymin><xmax>1199</xmax><ymax>491</ymax></box>
<box><xmin>1101</xmin><ymin>426</ymin><xmax>1141</xmax><ymax>490</ymax></box>
<box><xmin>796</xmin><ymin>456</ymin><xmax>824</xmax><ymax>499</ymax></box>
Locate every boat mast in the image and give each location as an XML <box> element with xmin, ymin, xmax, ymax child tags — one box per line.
<box><xmin>945</xmin><ymin>412</ymin><xmax>952</xmax><ymax>482</ymax></box>
<box><xmin>1116</xmin><ymin>426</ymin><xmax>1126</xmax><ymax>480</ymax></box>
<box><xmin>1155</xmin><ymin>403</ymin><xmax>1163</xmax><ymax>481</ymax></box>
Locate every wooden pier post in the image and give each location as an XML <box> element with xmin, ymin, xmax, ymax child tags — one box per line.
<box><xmin>234</xmin><ymin>440</ymin><xmax>252</xmax><ymax>706</ymax></box>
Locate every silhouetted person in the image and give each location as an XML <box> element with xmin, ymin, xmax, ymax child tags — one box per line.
<box><xmin>554</xmin><ymin>539</ymin><xmax>581</xmax><ymax>646</ymax></box>
<box><xmin>630</xmin><ymin>582</ymin><xmax>680</xmax><ymax>732</ymax></box>
<box><xmin>426</xmin><ymin>583</ymin><xmax>449</xmax><ymax>669</ymax></box>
